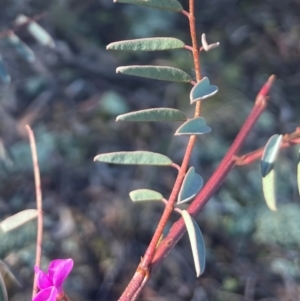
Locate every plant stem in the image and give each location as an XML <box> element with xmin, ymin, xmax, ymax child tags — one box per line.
<box><xmin>26</xmin><ymin>125</ymin><xmax>43</xmax><ymax>299</ymax></box>
<box><xmin>151</xmin><ymin>76</ymin><xmax>275</xmax><ymax>269</ymax></box>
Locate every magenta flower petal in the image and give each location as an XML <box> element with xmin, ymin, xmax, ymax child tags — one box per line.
<box><xmin>34</xmin><ymin>266</ymin><xmax>53</xmax><ymax>289</ymax></box>
<box><xmin>48</xmin><ymin>259</ymin><xmax>74</xmax><ymax>288</ymax></box>
<box><xmin>32</xmin><ymin>287</ymin><xmax>57</xmax><ymax>301</ymax></box>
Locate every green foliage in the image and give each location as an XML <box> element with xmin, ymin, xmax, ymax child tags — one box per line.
<box><xmin>175</xmin><ymin>117</ymin><xmax>211</xmax><ymax>135</ymax></box>
<box><xmin>116</xmin><ymin>66</ymin><xmax>192</xmax><ymax>82</ymax></box>
<box><xmin>178</xmin><ymin>167</ymin><xmax>203</xmax><ymax>204</ymax></box>
<box><xmin>129</xmin><ymin>189</ymin><xmax>163</xmax><ymax>202</ymax></box>
<box><xmin>182</xmin><ymin>210</ymin><xmax>206</xmax><ymax>277</ymax></box>
<box><xmin>116</xmin><ymin>108</ymin><xmax>187</xmax><ymax>122</ymax></box>
<box><xmin>190</xmin><ymin>77</ymin><xmax>218</xmax><ymax>104</ymax></box>
<box><xmin>94</xmin><ymin>151</ymin><xmax>173</xmax><ymax>166</ymax></box>
<box><xmin>107</xmin><ymin>37</ymin><xmax>185</xmax><ymax>51</ymax></box>
<box><xmin>261</xmin><ymin>134</ymin><xmax>282</xmax><ymax>211</ymax></box>
<box><xmin>114</xmin><ymin>0</ymin><xmax>183</xmax><ymax>12</ymax></box>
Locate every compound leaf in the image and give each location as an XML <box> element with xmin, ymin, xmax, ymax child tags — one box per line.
<box><xmin>0</xmin><ymin>209</ymin><xmax>38</xmax><ymax>233</ymax></box>
<box><xmin>190</xmin><ymin>77</ymin><xmax>218</xmax><ymax>104</ymax></box>
<box><xmin>117</xmin><ymin>108</ymin><xmax>187</xmax><ymax>122</ymax></box>
<box><xmin>94</xmin><ymin>151</ymin><xmax>172</xmax><ymax>166</ymax></box>
<box><xmin>178</xmin><ymin>167</ymin><xmax>203</xmax><ymax>204</ymax></box>
<box><xmin>261</xmin><ymin>134</ymin><xmax>282</xmax><ymax>211</ymax></box>
<box><xmin>107</xmin><ymin>37</ymin><xmax>185</xmax><ymax>51</ymax></box>
<box><xmin>129</xmin><ymin>189</ymin><xmax>163</xmax><ymax>202</ymax></box>
<box><xmin>175</xmin><ymin>117</ymin><xmax>211</xmax><ymax>135</ymax></box>
<box><xmin>114</xmin><ymin>0</ymin><xmax>183</xmax><ymax>12</ymax></box>
<box><xmin>182</xmin><ymin>210</ymin><xmax>206</xmax><ymax>277</ymax></box>
<box><xmin>116</xmin><ymin>65</ymin><xmax>192</xmax><ymax>83</ymax></box>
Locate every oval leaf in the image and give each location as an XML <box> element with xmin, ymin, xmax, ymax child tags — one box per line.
<box><xmin>178</xmin><ymin>167</ymin><xmax>203</xmax><ymax>204</ymax></box>
<box><xmin>7</xmin><ymin>32</ymin><xmax>35</xmax><ymax>62</ymax></box>
<box><xmin>117</xmin><ymin>108</ymin><xmax>186</xmax><ymax>122</ymax></box>
<box><xmin>262</xmin><ymin>169</ymin><xmax>277</xmax><ymax>211</ymax></box>
<box><xmin>190</xmin><ymin>77</ymin><xmax>218</xmax><ymax>104</ymax></box>
<box><xmin>129</xmin><ymin>189</ymin><xmax>163</xmax><ymax>202</ymax></box>
<box><xmin>113</xmin><ymin>0</ymin><xmax>183</xmax><ymax>12</ymax></box>
<box><xmin>175</xmin><ymin>117</ymin><xmax>211</xmax><ymax>135</ymax></box>
<box><xmin>94</xmin><ymin>151</ymin><xmax>172</xmax><ymax>166</ymax></box>
<box><xmin>0</xmin><ymin>55</ymin><xmax>10</xmax><ymax>84</ymax></box>
<box><xmin>261</xmin><ymin>134</ymin><xmax>282</xmax><ymax>177</ymax></box>
<box><xmin>182</xmin><ymin>210</ymin><xmax>206</xmax><ymax>277</ymax></box>
<box><xmin>116</xmin><ymin>66</ymin><xmax>192</xmax><ymax>83</ymax></box>
<box><xmin>15</xmin><ymin>15</ymin><xmax>55</xmax><ymax>48</ymax></box>
<box><xmin>107</xmin><ymin>37</ymin><xmax>185</xmax><ymax>51</ymax></box>
<box><xmin>0</xmin><ymin>209</ymin><xmax>38</xmax><ymax>233</ymax></box>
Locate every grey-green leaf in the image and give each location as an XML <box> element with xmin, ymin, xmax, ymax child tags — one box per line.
<box><xmin>0</xmin><ymin>272</ymin><xmax>8</xmax><ymax>301</ymax></box>
<box><xmin>190</xmin><ymin>77</ymin><xmax>218</xmax><ymax>104</ymax></box>
<box><xmin>0</xmin><ymin>55</ymin><xmax>10</xmax><ymax>84</ymax></box>
<box><xmin>117</xmin><ymin>108</ymin><xmax>187</xmax><ymax>122</ymax></box>
<box><xmin>94</xmin><ymin>151</ymin><xmax>172</xmax><ymax>166</ymax></box>
<box><xmin>0</xmin><ymin>209</ymin><xmax>38</xmax><ymax>233</ymax></box>
<box><xmin>7</xmin><ymin>33</ymin><xmax>35</xmax><ymax>62</ymax></box>
<box><xmin>178</xmin><ymin>167</ymin><xmax>203</xmax><ymax>204</ymax></box>
<box><xmin>107</xmin><ymin>38</ymin><xmax>185</xmax><ymax>51</ymax></box>
<box><xmin>261</xmin><ymin>134</ymin><xmax>282</xmax><ymax>177</ymax></box>
<box><xmin>261</xmin><ymin>135</ymin><xmax>282</xmax><ymax>211</ymax></box>
<box><xmin>116</xmin><ymin>66</ymin><xmax>192</xmax><ymax>83</ymax></box>
<box><xmin>175</xmin><ymin>117</ymin><xmax>211</xmax><ymax>135</ymax></box>
<box><xmin>129</xmin><ymin>189</ymin><xmax>163</xmax><ymax>202</ymax></box>
<box><xmin>113</xmin><ymin>0</ymin><xmax>183</xmax><ymax>12</ymax></box>
<box><xmin>182</xmin><ymin>210</ymin><xmax>206</xmax><ymax>277</ymax></box>
<box><xmin>298</xmin><ymin>148</ymin><xmax>300</xmax><ymax>197</ymax></box>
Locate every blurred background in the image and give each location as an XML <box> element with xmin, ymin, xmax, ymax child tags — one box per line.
<box><xmin>0</xmin><ymin>0</ymin><xmax>300</xmax><ymax>300</ymax></box>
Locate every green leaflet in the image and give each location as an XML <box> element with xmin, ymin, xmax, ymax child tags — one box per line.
<box><xmin>261</xmin><ymin>135</ymin><xmax>282</xmax><ymax>211</ymax></box>
<box><xmin>116</xmin><ymin>108</ymin><xmax>187</xmax><ymax>122</ymax></box>
<box><xmin>129</xmin><ymin>189</ymin><xmax>163</xmax><ymax>202</ymax></box>
<box><xmin>7</xmin><ymin>33</ymin><xmax>35</xmax><ymax>63</ymax></box>
<box><xmin>116</xmin><ymin>66</ymin><xmax>192</xmax><ymax>83</ymax></box>
<box><xmin>175</xmin><ymin>117</ymin><xmax>211</xmax><ymax>135</ymax></box>
<box><xmin>0</xmin><ymin>55</ymin><xmax>10</xmax><ymax>84</ymax></box>
<box><xmin>190</xmin><ymin>77</ymin><xmax>218</xmax><ymax>104</ymax></box>
<box><xmin>182</xmin><ymin>210</ymin><xmax>206</xmax><ymax>277</ymax></box>
<box><xmin>0</xmin><ymin>209</ymin><xmax>38</xmax><ymax>233</ymax></box>
<box><xmin>94</xmin><ymin>151</ymin><xmax>172</xmax><ymax>166</ymax></box>
<box><xmin>178</xmin><ymin>167</ymin><xmax>203</xmax><ymax>204</ymax></box>
<box><xmin>107</xmin><ymin>37</ymin><xmax>185</xmax><ymax>51</ymax></box>
<box><xmin>114</xmin><ymin>0</ymin><xmax>183</xmax><ymax>12</ymax></box>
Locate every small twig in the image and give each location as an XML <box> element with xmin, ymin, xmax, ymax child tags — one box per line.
<box><xmin>26</xmin><ymin>125</ymin><xmax>43</xmax><ymax>299</ymax></box>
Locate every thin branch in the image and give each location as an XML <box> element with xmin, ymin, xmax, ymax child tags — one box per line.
<box><xmin>26</xmin><ymin>125</ymin><xmax>43</xmax><ymax>299</ymax></box>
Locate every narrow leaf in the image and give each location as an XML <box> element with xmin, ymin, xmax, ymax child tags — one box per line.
<box><xmin>0</xmin><ymin>55</ymin><xmax>10</xmax><ymax>84</ymax></box>
<box><xmin>261</xmin><ymin>135</ymin><xmax>282</xmax><ymax>211</ymax></box>
<box><xmin>0</xmin><ymin>209</ymin><xmax>38</xmax><ymax>233</ymax></box>
<box><xmin>190</xmin><ymin>77</ymin><xmax>218</xmax><ymax>104</ymax></box>
<box><xmin>107</xmin><ymin>37</ymin><xmax>185</xmax><ymax>51</ymax></box>
<box><xmin>182</xmin><ymin>210</ymin><xmax>206</xmax><ymax>277</ymax></box>
<box><xmin>15</xmin><ymin>15</ymin><xmax>55</xmax><ymax>48</ymax></box>
<box><xmin>298</xmin><ymin>148</ymin><xmax>300</xmax><ymax>197</ymax></box>
<box><xmin>0</xmin><ymin>272</ymin><xmax>8</xmax><ymax>301</ymax></box>
<box><xmin>262</xmin><ymin>169</ymin><xmax>277</xmax><ymax>211</ymax></box>
<box><xmin>116</xmin><ymin>108</ymin><xmax>187</xmax><ymax>122</ymax></box>
<box><xmin>114</xmin><ymin>0</ymin><xmax>183</xmax><ymax>12</ymax></box>
<box><xmin>129</xmin><ymin>189</ymin><xmax>163</xmax><ymax>202</ymax></box>
<box><xmin>94</xmin><ymin>151</ymin><xmax>172</xmax><ymax>166</ymax></box>
<box><xmin>116</xmin><ymin>66</ymin><xmax>192</xmax><ymax>83</ymax></box>
<box><xmin>7</xmin><ymin>32</ymin><xmax>35</xmax><ymax>62</ymax></box>
<box><xmin>261</xmin><ymin>134</ymin><xmax>282</xmax><ymax>177</ymax></box>
<box><xmin>175</xmin><ymin>117</ymin><xmax>211</xmax><ymax>135</ymax></box>
<box><xmin>178</xmin><ymin>167</ymin><xmax>203</xmax><ymax>204</ymax></box>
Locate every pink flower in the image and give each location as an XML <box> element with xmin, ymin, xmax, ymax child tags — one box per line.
<box><xmin>33</xmin><ymin>259</ymin><xmax>73</xmax><ymax>301</ymax></box>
